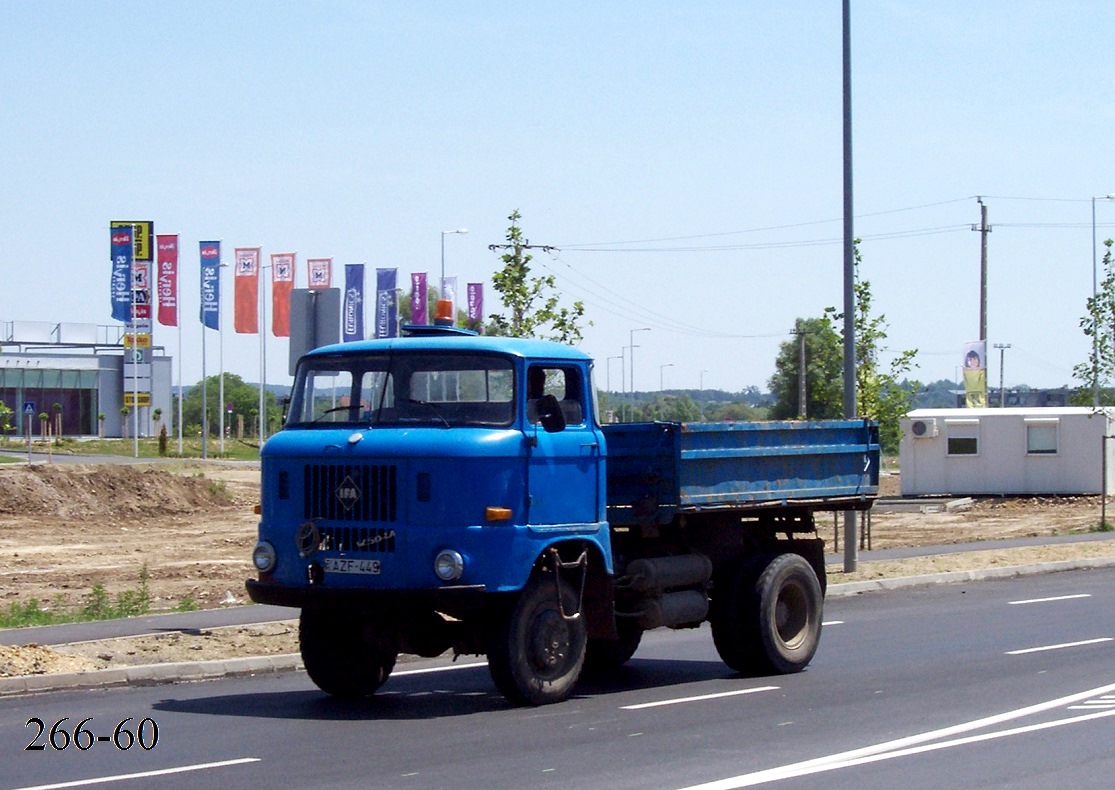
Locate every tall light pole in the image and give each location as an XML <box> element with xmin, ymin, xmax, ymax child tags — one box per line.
<box><xmin>660</xmin><ymin>363</ymin><xmax>674</xmax><ymax>391</ymax></box>
<box><xmin>994</xmin><ymin>343</ymin><xmax>1011</xmax><ymax>407</ymax></box>
<box><xmin>700</xmin><ymin>369</ymin><xmax>708</xmax><ymax>390</ymax></box>
<box><xmin>441</xmin><ymin>228</ymin><xmax>468</xmax><ymax>291</ymax></box>
<box><xmin>1092</xmin><ymin>195</ymin><xmax>1115</xmax><ymax>406</ymax></box>
<box><xmin>628</xmin><ymin>325</ymin><xmax>651</xmax><ymax>403</ymax></box>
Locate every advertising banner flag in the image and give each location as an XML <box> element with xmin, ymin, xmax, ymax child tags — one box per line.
<box><xmin>271</xmin><ymin>253</ymin><xmax>295</xmax><ymax>337</ymax></box>
<box><xmin>962</xmin><ymin>340</ymin><xmax>987</xmax><ymax>408</ymax></box>
<box><xmin>411</xmin><ymin>272</ymin><xmax>428</xmax><ymax>326</ymax></box>
<box><xmin>343</xmin><ymin>264</ymin><xmax>365</xmax><ymax>342</ymax></box>
<box><xmin>200</xmin><ymin>241</ymin><xmax>221</xmax><ymax>330</ymax></box>
<box><xmin>110</xmin><ymin>226</ymin><xmax>133</xmax><ymax>322</ymax></box>
<box><xmin>131</xmin><ymin>260</ymin><xmax>151</xmax><ymax>320</ymax></box>
<box><xmin>307</xmin><ymin>258</ymin><xmax>332</xmax><ymax>288</ymax></box>
<box><xmin>441</xmin><ymin>276</ymin><xmax>458</xmax><ymax>325</ymax></box>
<box><xmin>467</xmin><ymin>282</ymin><xmax>484</xmax><ymax>324</ymax></box>
<box><xmin>375</xmin><ymin>268</ymin><xmax>398</xmax><ymax>338</ymax></box>
<box><xmin>234</xmin><ymin>247</ymin><xmax>261</xmax><ymax>334</ymax></box>
<box><xmin>156</xmin><ymin>234</ymin><xmax>179</xmax><ymax>327</ymax></box>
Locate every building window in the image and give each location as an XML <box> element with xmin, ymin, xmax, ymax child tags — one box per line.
<box><xmin>945</xmin><ymin>418</ymin><xmax>979</xmax><ymax>456</ymax></box>
<box><xmin>1026</xmin><ymin>422</ymin><xmax>1058</xmax><ymax>455</ymax></box>
<box><xmin>947</xmin><ymin>436</ymin><xmax>978</xmax><ymax>455</ymax></box>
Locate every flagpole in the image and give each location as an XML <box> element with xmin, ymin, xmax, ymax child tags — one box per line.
<box><xmin>218</xmin><ymin>260</ymin><xmax>225</xmax><ymax>457</ymax></box>
<box><xmin>131</xmin><ymin>225</ymin><xmax>139</xmax><ymax>459</ymax></box>
<box><xmin>259</xmin><ymin>259</ymin><xmax>269</xmax><ymax>442</ymax></box>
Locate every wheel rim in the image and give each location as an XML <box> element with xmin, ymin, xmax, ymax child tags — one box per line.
<box><xmin>774</xmin><ymin>580</ymin><xmax>810</xmax><ymax>650</ymax></box>
<box><xmin>528</xmin><ymin>608</ymin><xmax>572</xmax><ymax>676</ymax></box>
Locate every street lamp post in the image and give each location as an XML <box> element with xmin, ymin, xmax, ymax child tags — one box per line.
<box><xmin>1093</xmin><ymin>195</ymin><xmax>1115</xmax><ymax>406</ymax></box>
<box><xmin>994</xmin><ymin>342</ymin><xmax>1011</xmax><ymax>407</ymax></box>
<box><xmin>660</xmin><ymin>363</ymin><xmax>674</xmax><ymax>391</ymax></box>
<box><xmin>700</xmin><ymin>369</ymin><xmax>708</xmax><ymax>390</ymax></box>
<box><xmin>440</xmin><ymin>228</ymin><xmax>468</xmax><ymax>293</ymax></box>
<box><xmin>629</xmin><ymin>328</ymin><xmax>650</xmax><ymax>421</ymax></box>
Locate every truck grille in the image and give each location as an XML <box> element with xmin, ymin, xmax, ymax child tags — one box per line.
<box><xmin>303</xmin><ymin>463</ymin><xmax>398</xmax><ymax>523</ymax></box>
<box><xmin>317</xmin><ymin>525</ymin><xmax>396</xmax><ymax>554</ymax></box>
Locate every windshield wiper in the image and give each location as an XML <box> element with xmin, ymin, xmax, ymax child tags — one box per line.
<box><xmin>311</xmin><ymin>405</ymin><xmax>355</xmax><ymax>423</ymax></box>
<box><xmin>399</xmin><ymin>398</ymin><xmax>451</xmax><ymax>429</ymax></box>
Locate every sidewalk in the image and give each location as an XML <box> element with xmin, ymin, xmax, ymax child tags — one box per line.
<box><xmin>4</xmin><ymin>534</ymin><xmax>1115</xmax><ymax>697</ymax></box>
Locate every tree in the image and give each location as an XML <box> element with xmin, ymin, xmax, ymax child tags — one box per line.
<box><xmin>824</xmin><ymin>242</ymin><xmax>919</xmax><ymax>452</ymax></box>
<box><xmin>488</xmin><ymin>210</ymin><xmax>588</xmax><ymax>344</ymax></box>
<box><xmin>181</xmin><ymin>374</ymin><xmax>278</xmax><ymax>439</ymax></box>
<box><xmin>635</xmin><ymin>394</ymin><xmax>705</xmax><ymax>422</ymax></box>
<box><xmin>767</xmin><ymin>317</ymin><xmax>843</xmax><ymax>420</ymax></box>
<box><xmin>120</xmin><ymin>407</ymin><xmax>130</xmax><ymax>439</ymax></box>
<box><xmin>1073</xmin><ymin>238</ymin><xmax>1115</xmax><ymax>405</ymax></box>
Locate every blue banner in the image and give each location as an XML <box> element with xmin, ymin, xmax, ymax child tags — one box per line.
<box><xmin>200</xmin><ymin>241</ymin><xmax>221</xmax><ymax>330</ymax></box>
<box><xmin>343</xmin><ymin>263</ymin><xmax>365</xmax><ymax>342</ymax></box>
<box><xmin>375</xmin><ymin>268</ymin><xmax>397</xmax><ymax>338</ymax></box>
<box><xmin>110</xmin><ymin>226</ymin><xmax>133</xmax><ymax>322</ymax></box>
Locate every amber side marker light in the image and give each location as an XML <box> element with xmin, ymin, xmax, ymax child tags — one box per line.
<box><xmin>485</xmin><ymin>507</ymin><xmax>512</xmax><ymax>522</ymax></box>
<box><xmin>253</xmin><ymin>504</ymin><xmax>262</xmax><ymax>515</ymax></box>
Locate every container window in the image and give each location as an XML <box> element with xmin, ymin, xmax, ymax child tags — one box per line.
<box><xmin>1026</xmin><ymin>423</ymin><xmax>1057</xmax><ymax>454</ymax></box>
<box><xmin>947</xmin><ymin>436</ymin><xmax>978</xmax><ymax>455</ymax></box>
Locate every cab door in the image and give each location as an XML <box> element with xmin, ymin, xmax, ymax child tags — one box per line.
<box><xmin>524</xmin><ymin>363</ymin><xmax>602</xmax><ymax>526</ymax></box>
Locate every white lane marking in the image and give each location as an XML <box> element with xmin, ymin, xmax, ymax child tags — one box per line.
<box><xmin>675</xmin><ymin>679</ymin><xmax>1115</xmax><ymax>790</ymax></box>
<box><xmin>622</xmin><ymin>686</ymin><xmax>779</xmax><ymax>711</ymax></box>
<box><xmin>821</xmin><ymin>620</ymin><xmax>844</xmax><ymax>626</ymax></box>
<box><xmin>392</xmin><ymin>661</ymin><xmax>487</xmax><ymax>677</ymax></box>
<box><xmin>679</xmin><ymin>708</ymin><xmax>1115</xmax><ymax>788</ymax></box>
<box><xmin>1006</xmin><ymin>637</ymin><xmax>1113</xmax><ymax>655</ymax></box>
<box><xmin>13</xmin><ymin>758</ymin><xmax>260</xmax><ymax>790</ymax></box>
<box><xmin>1009</xmin><ymin>594</ymin><xmax>1091</xmax><ymax>605</ymax></box>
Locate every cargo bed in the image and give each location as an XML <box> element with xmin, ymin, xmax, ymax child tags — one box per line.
<box><xmin>603</xmin><ymin>420</ymin><xmax>879</xmax><ymax>526</ymax></box>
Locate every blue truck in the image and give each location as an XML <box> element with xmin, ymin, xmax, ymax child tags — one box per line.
<box><xmin>246</xmin><ymin>323</ymin><xmax>879</xmax><ymax>706</ymax></box>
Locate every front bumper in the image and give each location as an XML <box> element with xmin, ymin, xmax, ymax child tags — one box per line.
<box><xmin>245</xmin><ymin>578</ymin><xmax>488</xmax><ymax>612</ymax></box>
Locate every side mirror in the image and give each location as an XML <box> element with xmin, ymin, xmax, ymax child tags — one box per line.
<box><xmin>536</xmin><ymin>394</ymin><xmax>566</xmax><ymax>433</ymax></box>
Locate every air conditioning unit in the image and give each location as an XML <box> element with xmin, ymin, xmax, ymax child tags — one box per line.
<box><xmin>910</xmin><ymin>418</ymin><xmax>938</xmax><ymax>439</ymax></box>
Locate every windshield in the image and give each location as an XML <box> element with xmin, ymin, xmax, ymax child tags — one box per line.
<box><xmin>286</xmin><ymin>351</ymin><xmax>515</xmax><ymax>428</ymax></box>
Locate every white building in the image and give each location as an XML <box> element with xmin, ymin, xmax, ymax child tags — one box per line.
<box><xmin>899</xmin><ymin>407</ymin><xmax>1115</xmax><ymax>496</ymax></box>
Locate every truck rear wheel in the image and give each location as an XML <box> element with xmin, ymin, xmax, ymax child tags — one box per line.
<box><xmin>300</xmin><ymin>608</ymin><xmax>398</xmax><ymax>698</ymax></box>
<box><xmin>711</xmin><ymin>553</ymin><xmax>822</xmax><ymax>675</ymax></box>
<box><xmin>487</xmin><ymin>572</ymin><xmax>588</xmax><ymax>706</ymax></box>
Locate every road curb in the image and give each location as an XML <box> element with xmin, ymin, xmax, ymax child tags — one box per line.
<box><xmin>0</xmin><ymin>654</ymin><xmax>303</xmax><ymax>698</ymax></box>
<box><xmin>826</xmin><ymin>555</ymin><xmax>1115</xmax><ymax>597</ymax></box>
<box><xmin>4</xmin><ymin>557</ymin><xmax>1115</xmax><ymax>697</ymax></box>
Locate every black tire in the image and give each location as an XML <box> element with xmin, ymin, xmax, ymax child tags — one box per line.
<box><xmin>487</xmin><ymin>572</ymin><xmax>588</xmax><ymax>706</ymax></box>
<box><xmin>300</xmin><ymin>608</ymin><xmax>398</xmax><ymax>698</ymax></box>
<box><xmin>584</xmin><ymin>617</ymin><xmax>643</xmax><ymax>672</ymax></box>
<box><xmin>710</xmin><ymin>553</ymin><xmax>822</xmax><ymax>675</ymax></box>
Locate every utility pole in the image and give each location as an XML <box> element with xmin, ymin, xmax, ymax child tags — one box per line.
<box><xmin>792</xmin><ymin>328</ymin><xmax>807</xmax><ymax>418</ymax></box>
<box><xmin>841</xmin><ymin>0</ymin><xmax>858</xmax><ymax>572</ymax></box>
<box><xmin>973</xmin><ymin>197</ymin><xmax>992</xmax><ymax>342</ymax></box>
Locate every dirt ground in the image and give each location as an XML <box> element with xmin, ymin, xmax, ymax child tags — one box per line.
<box><xmin>2</xmin><ymin>464</ymin><xmax>1114</xmax><ymax>677</ymax></box>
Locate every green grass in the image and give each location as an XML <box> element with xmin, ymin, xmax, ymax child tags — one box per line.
<box><xmin>2</xmin><ymin>436</ymin><xmax>262</xmax><ymax>461</ymax></box>
<box><xmin>0</xmin><ymin>565</ymin><xmax>200</xmax><ymax>628</ymax></box>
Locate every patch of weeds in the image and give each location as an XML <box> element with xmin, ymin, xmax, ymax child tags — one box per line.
<box><xmin>175</xmin><ymin>597</ymin><xmax>200</xmax><ymax>612</ymax></box>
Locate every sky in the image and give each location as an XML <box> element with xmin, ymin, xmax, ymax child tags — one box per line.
<box><xmin>2</xmin><ymin>1</ymin><xmax>1114</xmax><ymax>396</ymax></box>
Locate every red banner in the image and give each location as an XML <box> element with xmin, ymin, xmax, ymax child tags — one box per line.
<box><xmin>234</xmin><ymin>247</ymin><xmax>260</xmax><ymax>334</ymax></box>
<box><xmin>155</xmin><ymin>234</ymin><xmax>178</xmax><ymax>327</ymax></box>
<box><xmin>271</xmin><ymin>253</ymin><xmax>295</xmax><ymax>337</ymax></box>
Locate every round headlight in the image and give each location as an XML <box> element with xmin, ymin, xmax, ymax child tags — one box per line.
<box><xmin>434</xmin><ymin>550</ymin><xmax>465</xmax><ymax>582</ymax></box>
<box><xmin>252</xmin><ymin>541</ymin><xmax>277</xmax><ymax>573</ymax></box>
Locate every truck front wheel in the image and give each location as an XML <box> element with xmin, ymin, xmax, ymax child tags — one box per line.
<box><xmin>487</xmin><ymin>572</ymin><xmax>588</xmax><ymax>706</ymax></box>
<box><xmin>711</xmin><ymin>553</ymin><xmax>822</xmax><ymax>675</ymax></box>
<box><xmin>300</xmin><ymin>608</ymin><xmax>398</xmax><ymax>698</ymax></box>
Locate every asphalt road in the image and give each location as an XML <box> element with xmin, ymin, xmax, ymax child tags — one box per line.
<box><xmin>3</xmin><ymin>567</ymin><xmax>1115</xmax><ymax>789</ymax></box>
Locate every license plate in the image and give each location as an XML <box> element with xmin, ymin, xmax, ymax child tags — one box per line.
<box><xmin>323</xmin><ymin>557</ymin><xmax>382</xmax><ymax>575</ymax></box>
